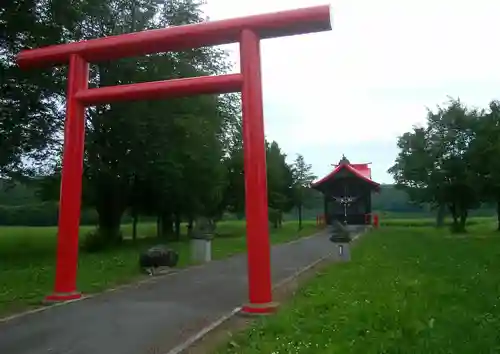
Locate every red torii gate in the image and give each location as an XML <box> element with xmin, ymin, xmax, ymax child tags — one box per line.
<box><xmin>17</xmin><ymin>5</ymin><xmax>332</xmax><ymax>314</ymax></box>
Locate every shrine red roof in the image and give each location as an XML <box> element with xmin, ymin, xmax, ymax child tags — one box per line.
<box><xmin>311</xmin><ymin>162</ymin><xmax>380</xmax><ymax>190</ymax></box>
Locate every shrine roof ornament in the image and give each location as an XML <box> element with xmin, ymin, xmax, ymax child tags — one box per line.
<box><xmin>338</xmin><ymin>154</ymin><xmax>350</xmax><ymax>165</ymax></box>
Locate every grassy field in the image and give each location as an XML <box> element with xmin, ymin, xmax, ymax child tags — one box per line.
<box><xmin>379</xmin><ymin>215</ymin><xmax>496</xmax><ymax>228</ymax></box>
<box><xmin>219</xmin><ymin>218</ymin><xmax>500</xmax><ymax>354</ymax></box>
<box><xmin>0</xmin><ymin>220</ymin><xmax>320</xmax><ymax>317</ymax></box>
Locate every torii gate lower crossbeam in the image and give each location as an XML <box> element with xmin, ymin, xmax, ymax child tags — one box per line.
<box><xmin>17</xmin><ymin>5</ymin><xmax>332</xmax><ymax>314</ymax></box>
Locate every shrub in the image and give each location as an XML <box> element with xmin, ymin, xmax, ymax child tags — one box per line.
<box><xmin>81</xmin><ymin>230</ymin><xmax>108</xmax><ymax>253</ymax></box>
<box><xmin>0</xmin><ymin>202</ymin><xmax>100</xmax><ymax>226</ymax></box>
<box><xmin>80</xmin><ymin>228</ymin><xmax>123</xmax><ymax>253</ymax></box>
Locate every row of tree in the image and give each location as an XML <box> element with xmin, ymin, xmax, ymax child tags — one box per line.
<box><xmin>1</xmin><ymin>0</ymin><xmax>317</xmax><ymax>247</ymax></box>
<box><xmin>389</xmin><ymin>98</ymin><xmax>500</xmax><ymax>232</ymax></box>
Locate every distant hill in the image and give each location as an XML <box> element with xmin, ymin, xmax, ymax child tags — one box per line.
<box><xmin>289</xmin><ymin>183</ymin><xmax>495</xmax><ymax>219</ymax></box>
<box><xmin>372</xmin><ymin>184</ymin><xmax>426</xmax><ymax>213</ymax></box>
<box><xmin>0</xmin><ymin>180</ymin><xmax>457</xmax><ymax>212</ymax></box>
<box><xmin>0</xmin><ymin>180</ymin><xmax>495</xmax><ymax>226</ymax></box>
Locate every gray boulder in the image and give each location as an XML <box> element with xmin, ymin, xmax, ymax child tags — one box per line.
<box><xmin>139</xmin><ymin>245</ymin><xmax>179</xmax><ymax>275</ymax></box>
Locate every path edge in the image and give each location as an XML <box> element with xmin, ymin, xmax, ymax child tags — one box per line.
<box><xmin>165</xmin><ymin>227</ymin><xmax>370</xmax><ymax>354</ymax></box>
<box><xmin>0</xmin><ymin>227</ymin><xmax>327</xmax><ymax>324</ymax></box>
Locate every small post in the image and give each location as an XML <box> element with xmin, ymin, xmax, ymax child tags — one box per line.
<box><xmin>45</xmin><ymin>54</ymin><xmax>88</xmax><ymax>302</ymax></box>
<box><xmin>329</xmin><ymin>220</ymin><xmax>352</xmax><ymax>262</ymax></box>
<box><xmin>190</xmin><ymin>218</ymin><xmax>214</xmax><ymax>264</ymax></box>
<box><xmin>190</xmin><ymin>238</ymin><xmax>212</xmax><ymax>263</ymax></box>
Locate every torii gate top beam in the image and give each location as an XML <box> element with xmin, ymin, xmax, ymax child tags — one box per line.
<box><xmin>16</xmin><ymin>5</ymin><xmax>331</xmax><ymax>69</ymax></box>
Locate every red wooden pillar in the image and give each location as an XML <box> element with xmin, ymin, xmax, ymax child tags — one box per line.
<box><xmin>239</xmin><ymin>29</ymin><xmax>277</xmax><ymax>314</ymax></box>
<box><xmin>45</xmin><ymin>54</ymin><xmax>88</xmax><ymax>302</ymax></box>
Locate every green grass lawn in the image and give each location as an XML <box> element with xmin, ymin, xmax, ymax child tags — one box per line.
<box><xmin>0</xmin><ymin>220</ymin><xmax>320</xmax><ymax>317</ymax></box>
<box><xmin>378</xmin><ymin>215</ymin><xmax>495</xmax><ymax>228</ymax></box>
<box><xmin>220</xmin><ymin>222</ymin><xmax>500</xmax><ymax>354</ymax></box>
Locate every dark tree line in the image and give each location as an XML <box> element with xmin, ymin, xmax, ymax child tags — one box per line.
<box><xmin>389</xmin><ymin>98</ymin><xmax>500</xmax><ymax>233</ymax></box>
<box><xmin>1</xmin><ymin>0</ymin><xmax>318</xmax><ymax>249</ymax></box>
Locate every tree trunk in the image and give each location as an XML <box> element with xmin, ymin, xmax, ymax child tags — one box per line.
<box><xmin>496</xmin><ymin>200</ymin><xmax>500</xmax><ymax>231</ymax></box>
<box><xmin>298</xmin><ymin>205</ymin><xmax>303</xmax><ymax>230</ymax></box>
<box><xmin>132</xmin><ymin>210</ymin><xmax>138</xmax><ymax>242</ymax></box>
<box><xmin>449</xmin><ymin>203</ymin><xmax>460</xmax><ymax>233</ymax></box>
<box><xmin>436</xmin><ymin>204</ymin><xmax>445</xmax><ymax>228</ymax></box>
<box><xmin>159</xmin><ymin>212</ymin><xmax>174</xmax><ymax>240</ymax></box>
<box><xmin>174</xmin><ymin>212</ymin><xmax>181</xmax><ymax>241</ymax></box>
<box><xmin>458</xmin><ymin>209</ymin><xmax>468</xmax><ymax>233</ymax></box>
<box><xmin>449</xmin><ymin>202</ymin><xmax>467</xmax><ymax>234</ymax></box>
<box><xmin>96</xmin><ymin>206</ymin><xmax>124</xmax><ymax>243</ymax></box>
<box><xmin>187</xmin><ymin>216</ymin><xmax>194</xmax><ymax>238</ymax></box>
<box><xmin>93</xmin><ymin>178</ymin><xmax>127</xmax><ymax>244</ymax></box>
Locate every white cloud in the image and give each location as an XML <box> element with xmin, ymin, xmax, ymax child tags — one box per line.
<box><xmin>203</xmin><ymin>0</ymin><xmax>500</xmax><ymax>183</ymax></box>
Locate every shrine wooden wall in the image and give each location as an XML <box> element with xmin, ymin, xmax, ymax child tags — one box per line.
<box><xmin>322</xmin><ymin>177</ymin><xmax>373</xmax><ymax>225</ymax></box>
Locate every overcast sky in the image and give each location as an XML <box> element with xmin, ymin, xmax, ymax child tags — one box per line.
<box><xmin>202</xmin><ymin>0</ymin><xmax>500</xmax><ymax>184</ymax></box>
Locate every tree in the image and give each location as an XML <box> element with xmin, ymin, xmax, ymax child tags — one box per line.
<box><xmin>389</xmin><ymin>98</ymin><xmax>480</xmax><ymax>233</ymax></box>
<box><xmin>291</xmin><ymin>154</ymin><xmax>316</xmax><ymax>230</ymax></box>
<box><xmin>266</xmin><ymin>141</ymin><xmax>294</xmax><ymax>228</ymax></box>
<box><xmin>468</xmin><ymin>100</ymin><xmax>500</xmax><ymax>230</ymax></box>
<box><xmin>0</xmin><ymin>0</ymin><xmax>75</xmax><ymax>177</ymax></box>
<box><xmin>86</xmin><ymin>0</ymin><xmax>236</xmax><ymax>242</ymax></box>
<box><xmin>16</xmin><ymin>0</ymin><xmax>240</xmax><ymax>246</ymax></box>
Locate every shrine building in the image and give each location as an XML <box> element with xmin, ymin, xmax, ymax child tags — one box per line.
<box><xmin>311</xmin><ymin>155</ymin><xmax>380</xmax><ymax>225</ymax></box>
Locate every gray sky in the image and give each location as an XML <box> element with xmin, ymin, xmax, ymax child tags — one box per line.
<box><xmin>202</xmin><ymin>0</ymin><xmax>500</xmax><ymax>183</ymax></box>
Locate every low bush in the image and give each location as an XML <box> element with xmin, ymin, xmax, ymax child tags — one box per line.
<box><xmin>0</xmin><ymin>202</ymin><xmax>99</xmax><ymax>226</ymax></box>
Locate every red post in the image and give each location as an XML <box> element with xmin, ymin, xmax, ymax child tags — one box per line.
<box><xmin>239</xmin><ymin>29</ymin><xmax>276</xmax><ymax>314</ymax></box>
<box><xmin>45</xmin><ymin>54</ymin><xmax>88</xmax><ymax>302</ymax></box>
<box><xmin>373</xmin><ymin>214</ymin><xmax>379</xmax><ymax>229</ymax></box>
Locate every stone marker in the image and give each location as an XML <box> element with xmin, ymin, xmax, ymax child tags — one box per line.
<box><xmin>329</xmin><ymin>220</ymin><xmax>352</xmax><ymax>262</ymax></box>
<box><xmin>190</xmin><ymin>217</ymin><xmax>215</xmax><ymax>264</ymax></box>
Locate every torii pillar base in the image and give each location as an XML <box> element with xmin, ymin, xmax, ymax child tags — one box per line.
<box><xmin>240</xmin><ymin>302</ymin><xmax>279</xmax><ymax>316</ymax></box>
<box><xmin>44</xmin><ymin>292</ymin><xmax>82</xmax><ymax>304</ymax></box>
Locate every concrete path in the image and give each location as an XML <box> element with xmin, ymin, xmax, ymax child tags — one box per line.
<box><xmin>0</xmin><ymin>229</ymin><xmax>338</xmax><ymax>354</ymax></box>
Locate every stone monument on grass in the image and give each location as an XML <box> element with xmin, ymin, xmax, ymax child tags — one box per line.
<box><xmin>190</xmin><ymin>217</ymin><xmax>215</xmax><ymax>264</ymax></box>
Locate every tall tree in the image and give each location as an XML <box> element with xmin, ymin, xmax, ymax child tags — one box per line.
<box><xmin>20</xmin><ymin>0</ymin><xmax>240</xmax><ymax>245</ymax></box>
<box><xmin>221</xmin><ymin>121</ymin><xmax>245</xmax><ymax>219</ymax></box>
<box><xmin>291</xmin><ymin>154</ymin><xmax>316</xmax><ymax>230</ymax></box>
<box><xmin>266</xmin><ymin>141</ymin><xmax>294</xmax><ymax>228</ymax></box>
<box><xmin>389</xmin><ymin>98</ymin><xmax>480</xmax><ymax>233</ymax></box>
<box><xmin>0</xmin><ymin>0</ymin><xmax>74</xmax><ymax>177</ymax></box>
<box><xmin>468</xmin><ymin>100</ymin><xmax>500</xmax><ymax>230</ymax></box>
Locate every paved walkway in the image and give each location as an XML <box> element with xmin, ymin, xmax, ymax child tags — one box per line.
<box><xmin>0</xmin><ymin>229</ymin><xmax>339</xmax><ymax>354</ymax></box>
